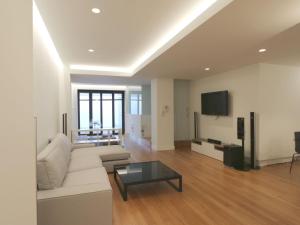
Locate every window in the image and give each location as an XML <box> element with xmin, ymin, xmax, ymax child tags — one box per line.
<box><xmin>79</xmin><ymin>92</ymin><xmax>90</xmax><ymax>133</ymax></box>
<box><xmin>130</xmin><ymin>93</ymin><xmax>142</xmax><ymax>115</ymax></box>
<box><xmin>114</xmin><ymin>93</ymin><xmax>123</xmax><ymax>129</ymax></box>
<box><xmin>78</xmin><ymin>90</ymin><xmax>125</xmax><ymax>134</ymax></box>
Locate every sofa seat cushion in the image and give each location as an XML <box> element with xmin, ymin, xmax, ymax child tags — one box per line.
<box><xmin>72</xmin><ymin>145</ymin><xmax>130</xmax><ymax>162</ymax></box>
<box><xmin>68</xmin><ymin>155</ymin><xmax>102</xmax><ymax>173</ymax></box>
<box><xmin>71</xmin><ymin>147</ymin><xmax>101</xmax><ymax>158</ymax></box>
<box><xmin>63</xmin><ymin>167</ymin><xmax>110</xmax><ymax>189</ymax></box>
<box><xmin>102</xmin><ymin>159</ymin><xmax>130</xmax><ymax>173</ymax></box>
<box><xmin>98</xmin><ymin>146</ymin><xmax>130</xmax><ymax>162</ymax></box>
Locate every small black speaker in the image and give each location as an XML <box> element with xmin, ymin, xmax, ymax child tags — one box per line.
<box><xmin>237</xmin><ymin>117</ymin><xmax>244</xmax><ymax>140</ymax></box>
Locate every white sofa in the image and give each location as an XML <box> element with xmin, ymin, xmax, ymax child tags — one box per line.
<box><xmin>37</xmin><ymin>133</ymin><xmax>130</xmax><ymax>225</ymax></box>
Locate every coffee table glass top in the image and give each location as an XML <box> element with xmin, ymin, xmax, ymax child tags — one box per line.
<box><xmin>115</xmin><ymin>161</ymin><xmax>181</xmax><ymax>185</ymax></box>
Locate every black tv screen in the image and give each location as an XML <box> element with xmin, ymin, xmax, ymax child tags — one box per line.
<box><xmin>201</xmin><ymin>91</ymin><xmax>229</xmax><ymax>116</ymax></box>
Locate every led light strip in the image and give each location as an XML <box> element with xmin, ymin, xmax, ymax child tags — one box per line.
<box><xmin>33</xmin><ymin>1</ymin><xmax>64</xmax><ymax>69</ymax></box>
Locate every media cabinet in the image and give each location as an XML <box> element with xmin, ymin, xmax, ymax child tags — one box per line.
<box><xmin>192</xmin><ymin>138</ymin><xmax>244</xmax><ymax>170</ymax></box>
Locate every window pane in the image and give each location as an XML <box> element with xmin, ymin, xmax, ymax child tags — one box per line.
<box><xmin>102</xmin><ymin>99</ymin><xmax>112</xmax><ymax>128</ymax></box>
<box><xmin>102</xmin><ymin>93</ymin><xmax>112</xmax><ymax>100</ymax></box>
<box><xmin>131</xmin><ymin>100</ymin><xmax>138</xmax><ymax>115</ymax></box>
<box><xmin>79</xmin><ymin>94</ymin><xmax>90</xmax><ymax>130</ymax></box>
<box><xmin>130</xmin><ymin>93</ymin><xmax>138</xmax><ymax>100</ymax></box>
<box><xmin>114</xmin><ymin>100</ymin><xmax>122</xmax><ymax>129</ymax></box>
<box><xmin>92</xmin><ymin>93</ymin><xmax>100</xmax><ymax>100</ymax></box>
<box><xmin>114</xmin><ymin>93</ymin><xmax>122</xmax><ymax>100</ymax></box>
<box><xmin>92</xmin><ymin>93</ymin><xmax>101</xmax><ymax>129</ymax></box>
<box><xmin>79</xmin><ymin>92</ymin><xmax>89</xmax><ymax>100</ymax></box>
<box><xmin>139</xmin><ymin>100</ymin><xmax>142</xmax><ymax>115</ymax></box>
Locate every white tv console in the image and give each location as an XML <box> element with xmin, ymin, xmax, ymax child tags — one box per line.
<box><xmin>191</xmin><ymin>139</ymin><xmax>223</xmax><ymax>161</ymax></box>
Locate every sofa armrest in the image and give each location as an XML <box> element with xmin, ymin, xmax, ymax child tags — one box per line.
<box><xmin>37</xmin><ymin>184</ymin><xmax>112</xmax><ymax>225</ymax></box>
<box><xmin>71</xmin><ymin>143</ymin><xmax>96</xmax><ymax>150</ymax></box>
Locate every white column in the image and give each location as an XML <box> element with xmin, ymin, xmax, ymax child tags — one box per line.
<box><xmin>151</xmin><ymin>78</ymin><xmax>175</xmax><ymax>151</ymax></box>
<box><xmin>0</xmin><ymin>1</ymin><xmax>36</xmax><ymax>225</ymax></box>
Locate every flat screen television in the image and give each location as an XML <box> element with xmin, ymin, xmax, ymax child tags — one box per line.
<box><xmin>201</xmin><ymin>91</ymin><xmax>229</xmax><ymax>116</ymax></box>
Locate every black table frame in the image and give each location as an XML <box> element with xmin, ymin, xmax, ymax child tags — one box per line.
<box><xmin>113</xmin><ymin>161</ymin><xmax>182</xmax><ymax>201</ymax></box>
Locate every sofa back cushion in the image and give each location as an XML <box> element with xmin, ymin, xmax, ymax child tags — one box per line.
<box><xmin>37</xmin><ymin>134</ymin><xmax>72</xmax><ymax>190</ymax></box>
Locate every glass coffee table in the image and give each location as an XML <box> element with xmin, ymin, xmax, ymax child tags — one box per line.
<box><xmin>114</xmin><ymin>161</ymin><xmax>182</xmax><ymax>201</ymax></box>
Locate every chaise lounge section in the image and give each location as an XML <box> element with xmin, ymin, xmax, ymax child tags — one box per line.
<box><xmin>37</xmin><ymin>133</ymin><xmax>130</xmax><ymax>225</ymax></box>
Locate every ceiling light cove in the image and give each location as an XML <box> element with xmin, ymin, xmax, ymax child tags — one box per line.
<box><xmin>70</xmin><ymin>0</ymin><xmax>232</xmax><ymax>76</ymax></box>
<box><xmin>69</xmin><ymin>65</ymin><xmax>132</xmax><ymax>76</ymax></box>
<box><xmin>88</xmin><ymin>49</ymin><xmax>95</xmax><ymax>53</ymax></box>
<box><xmin>91</xmin><ymin>8</ymin><xmax>101</xmax><ymax>14</ymax></box>
<box><xmin>33</xmin><ymin>1</ymin><xmax>63</xmax><ymax>70</ymax></box>
<box><xmin>205</xmin><ymin>67</ymin><xmax>210</xmax><ymax>71</ymax></box>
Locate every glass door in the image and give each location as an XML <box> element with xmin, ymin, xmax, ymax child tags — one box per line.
<box><xmin>78</xmin><ymin>90</ymin><xmax>125</xmax><ymax>134</ymax></box>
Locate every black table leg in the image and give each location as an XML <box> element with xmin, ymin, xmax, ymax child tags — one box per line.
<box><xmin>179</xmin><ymin>176</ymin><xmax>182</xmax><ymax>192</ymax></box>
<box><xmin>114</xmin><ymin>171</ymin><xmax>128</xmax><ymax>201</ymax></box>
<box><xmin>166</xmin><ymin>177</ymin><xmax>183</xmax><ymax>192</ymax></box>
<box><xmin>123</xmin><ymin>185</ymin><xmax>128</xmax><ymax>201</ymax></box>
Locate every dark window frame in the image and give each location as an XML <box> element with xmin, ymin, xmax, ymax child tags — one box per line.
<box><xmin>78</xmin><ymin>89</ymin><xmax>125</xmax><ymax>135</ymax></box>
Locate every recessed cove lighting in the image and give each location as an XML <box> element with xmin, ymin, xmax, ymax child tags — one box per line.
<box><xmin>33</xmin><ymin>1</ymin><xmax>63</xmax><ymax>69</ymax></box>
<box><xmin>91</xmin><ymin>8</ymin><xmax>101</xmax><ymax>14</ymax></box>
<box><xmin>205</xmin><ymin>67</ymin><xmax>210</xmax><ymax>71</ymax></box>
<box><xmin>70</xmin><ymin>0</ymin><xmax>232</xmax><ymax>76</ymax></box>
<box><xmin>88</xmin><ymin>49</ymin><xmax>95</xmax><ymax>53</ymax></box>
<box><xmin>258</xmin><ymin>48</ymin><xmax>267</xmax><ymax>53</ymax></box>
<box><xmin>70</xmin><ymin>65</ymin><xmax>132</xmax><ymax>76</ymax></box>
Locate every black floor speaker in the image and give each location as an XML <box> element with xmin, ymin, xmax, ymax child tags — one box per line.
<box><xmin>62</xmin><ymin>113</ymin><xmax>67</xmax><ymax>136</ymax></box>
<box><xmin>194</xmin><ymin>112</ymin><xmax>199</xmax><ymax>139</ymax></box>
<box><xmin>250</xmin><ymin>112</ymin><xmax>256</xmax><ymax>169</ymax></box>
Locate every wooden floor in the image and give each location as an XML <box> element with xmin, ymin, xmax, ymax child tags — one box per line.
<box><xmin>109</xmin><ymin>139</ymin><xmax>300</xmax><ymax>225</ymax></box>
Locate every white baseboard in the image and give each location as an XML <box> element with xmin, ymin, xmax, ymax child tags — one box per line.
<box><xmin>258</xmin><ymin>157</ymin><xmax>291</xmax><ymax>167</ymax></box>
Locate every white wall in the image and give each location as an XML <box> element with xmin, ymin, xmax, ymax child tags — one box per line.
<box><xmin>258</xmin><ymin>64</ymin><xmax>300</xmax><ymax>165</ymax></box>
<box><xmin>33</xmin><ymin>1</ymin><xmax>65</xmax><ymax>153</ymax></box>
<box><xmin>33</xmin><ymin>29</ymin><xmax>64</xmax><ymax>152</ymax></box>
<box><xmin>190</xmin><ymin>64</ymin><xmax>259</xmax><ymax>158</ymax></box>
<box><xmin>174</xmin><ymin>80</ymin><xmax>191</xmax><ymax>141</ymax></box>
<box><xmin>141</xmin><ymin>85</ymin><xmax>151</xmax><ymax>138</ymax></box>
<box><xmin>190</xmin><ymin>63</ymin><xmax>300</xmax><ymax>165</ymax></box>
<box><xmin>59</xmin><ymin>69</ymin><xmax>72</xmax><ymax>138</ymax></box>
<box><xmin>151</xmin><ymin>78</ymin><xmax>175</xmax><ymax>150</ymax></box>
<box><xmin>0</xmin><ymin>1</ymin><xmax>36</xmax><ymax>224</ymax></box>
<box><xmin>142</xmin><ymin>85</ymin><xmax>151</xmax><ymax>115</ymax></box>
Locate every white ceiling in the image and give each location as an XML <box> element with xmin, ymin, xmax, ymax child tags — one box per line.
<box><xmin>35</xmin><ymin>0</ymin><xmax>231</xmax><ymax>76</ymax></box>
<box><xmin>35</xmin><ymin>0</ymin><xmax>300</xmax><ymax>81</ymax></box>
<box><xmin>134</xmin><ymin>0</ymin><xmax>300</xmax><ymax>79</ymax></box>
